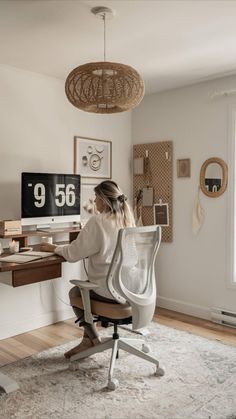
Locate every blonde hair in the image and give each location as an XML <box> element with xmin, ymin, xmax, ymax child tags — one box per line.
<box><xmin>94</xmin><ymin>180</ymin><xmax>135</xmax><ymax>228</ymax></box>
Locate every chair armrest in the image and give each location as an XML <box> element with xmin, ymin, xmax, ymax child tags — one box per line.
<box><xmin>70</xmin><ymin>280</ymin><xmax>99</xmax><ymax>324</ymax></box>
<box><xmin>70</xmin><ymin>279</ymin><xmax>99</xmax><ymax>289</ymax></box>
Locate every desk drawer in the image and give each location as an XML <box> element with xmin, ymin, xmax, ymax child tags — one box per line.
<box><xmin>12</xmin><ymin>263</ymin><xmax>61</xmax><ymax>287</ymax></box>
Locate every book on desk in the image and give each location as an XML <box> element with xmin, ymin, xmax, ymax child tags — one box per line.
<box><xmin>1</xmin><ymin>251</ymin><xmax>55</xmax><ymax>264</ymax></box>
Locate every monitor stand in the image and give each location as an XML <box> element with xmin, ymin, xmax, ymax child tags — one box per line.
<box><xmin>36</xmin><ymin>225</ymin><xmax>51</xmax><ymax>230</ymax></box>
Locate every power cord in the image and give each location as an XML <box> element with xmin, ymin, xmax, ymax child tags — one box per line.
<box><xmin>83</xmin><ymin>258</ymin><xmax>88</xmax><ymax>276</ymax></box>
<box><xmin>40</xmin><ymin>259</ymin><xmax>88</xmax><ymax>307</ymax></box>
<box><xmin>50</xmin><ymin>258</ymin><xmax>89</xmax><ymax>306</ymax></box>
<box><xmin>50</xmin><ymin>279</ymin><xmax>71</xmax><ymax>306</ymax></box>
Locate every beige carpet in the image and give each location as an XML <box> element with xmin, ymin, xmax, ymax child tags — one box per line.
<box><xmin>0</xmin><ymin>322</ymin><xmax>236</xmax><ymax>419</ymax></box>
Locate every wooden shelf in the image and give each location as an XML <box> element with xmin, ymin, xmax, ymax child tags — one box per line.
<box><xmin>0</xmin><ymin>227</ymin><xmax>81</xmax><ymax>247</ymax></box>
<box><xmin>0</xmin><ymin>226</ymin><xmax>81</xmax><ymax>239</ymax></box>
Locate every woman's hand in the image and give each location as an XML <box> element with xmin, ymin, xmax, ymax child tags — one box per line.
<box><xmin>40</xmin><ymin>242</ymin><xmax>57</xmax><ymax>252</ymax></box>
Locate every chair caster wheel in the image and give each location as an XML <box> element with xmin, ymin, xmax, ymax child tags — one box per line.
<box><xmin>155</xmin><ymin>366</ymin><xmax>165</xmax><ymax>377</ymax></box>
<box><xmin>141</xmin><ymin>344</ymin><xmax>150</xmax><ymax>353</ymax></box>
<box><xmin>107</xmin><ymin>378</ymin><xmax>119</xmax><ymax>390</ymax></box>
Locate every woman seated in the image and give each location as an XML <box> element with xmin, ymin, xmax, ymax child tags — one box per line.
<box><xmin>40</xmin><ymin>180</ymin><xmax>135</xmax><ymax>359</ymax></box>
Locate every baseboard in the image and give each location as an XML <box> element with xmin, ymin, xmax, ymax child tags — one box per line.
<box><xmin>0</xmin><ymin>308</ymin><xmax>74</xmax><ymax>340</ymax></box>
<box><xmin>0</xmin><ymin>296</ymin><xmax>210</xmax><ymax>340</ymax></box>
<box><xmin>157</xmin><ymin>296</ymin><xmax>211</xmax><ymax>320</ymax></box>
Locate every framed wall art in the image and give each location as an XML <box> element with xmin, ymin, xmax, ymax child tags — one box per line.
<box><xmin>153</xmin><ymin>203</ymin><xmax>169</xmax><ymax>226</ymax></box>
<box><xmin>74</xmin><ymin>136</ymin><xmax>112</xmax><ymax>178</ymax></box>
<box><xmin>177</xmin><ymin>158</ymin><xmax>191</xmax><ymax>178</ymax></box>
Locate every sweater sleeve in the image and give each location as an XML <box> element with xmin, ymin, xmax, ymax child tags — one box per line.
<box><xmin>54</xmin><ymin>216</ymin><xmax>101</xmax><ymax>262</ymax></box>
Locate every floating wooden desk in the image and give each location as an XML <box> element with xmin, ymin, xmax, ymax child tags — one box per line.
<box><xmin>0</xmin><ymin>253</ymin><xmax>65</xmax><ymax>287</ymax></box>
<box><xmin>0</xmin><ymin>227</ymin><xmax>81</xmax><ymax>287</ymax></box>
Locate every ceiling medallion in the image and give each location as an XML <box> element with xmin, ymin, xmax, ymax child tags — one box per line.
<box><xmin>65</xmin><ymin>6</ymin><xmax>145</xmax><ymax>114</ymax></box>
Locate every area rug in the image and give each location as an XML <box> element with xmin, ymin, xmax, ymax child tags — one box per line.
<box><xmin>0</xmin><ymin>323</ymin><xmax>236</xmax><ymax>419</ymax></box>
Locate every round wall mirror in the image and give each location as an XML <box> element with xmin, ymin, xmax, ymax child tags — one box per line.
<box><xmin>200</xmin><ymin>157</ymin><xmax>228</xmax><ymax>197</ymax></box>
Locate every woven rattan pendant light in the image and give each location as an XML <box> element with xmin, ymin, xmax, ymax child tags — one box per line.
<box><xmin>65</xmin><ymin>6</ymin><xmax>145</xmax><ymax>114</ymax></box>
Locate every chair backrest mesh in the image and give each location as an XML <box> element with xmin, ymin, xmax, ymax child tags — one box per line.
<box><xmin>120</xmin><ymin>230</ymin><xmax>155</xmax><ymax>295</ymax></box>
<box><xmin>107</xmin><ymin>226</ymin><xmax>161</xmax><ymax>329</ymax></box>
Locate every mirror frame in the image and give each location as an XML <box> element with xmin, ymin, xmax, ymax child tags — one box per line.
<box><xmin>200</xmin><ymin>157</ymin><xmax>228</xmax><ymax>198</ymax></box>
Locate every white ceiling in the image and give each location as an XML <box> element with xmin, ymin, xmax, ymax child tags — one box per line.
<box><xmin>1</xmin><ymin>0</ymin><xmax>236</xmax><ymax>94</ymax></box>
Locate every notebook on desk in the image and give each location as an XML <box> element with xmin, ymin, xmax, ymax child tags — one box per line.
<box><xmin>1</xmin><ymin>251</ymin><xmax>54</xmax><ymax>264</ymax></box>
<box><xmin>19</xmin><ymin>251</ymin><xmax>55</xmax><ymax>258</ymax></box>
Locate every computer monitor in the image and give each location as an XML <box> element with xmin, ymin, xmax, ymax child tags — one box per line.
<box><xmin>21</xmin><ymin>172</ymin><xmax>81</xmax><ymax>228</ymax></box>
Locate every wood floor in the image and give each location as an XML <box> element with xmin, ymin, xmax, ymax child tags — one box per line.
<box><xmin>1</xmin><ymin>307</ymin><xmax>236</xmax><ymax>368</ymax></box>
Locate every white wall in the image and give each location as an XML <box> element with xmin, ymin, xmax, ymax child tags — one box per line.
<box><xmin>2</xmin><ymin>62</ymin><xmax>236</xmax><ymax>338</ymax></box>
<box><xmin>0</xmin><ymin>64</ymin><xmax>132</xmax><ymax>339</ymax></box>
<box><xmin>132</xmin><ymin>75</ymin><xmax>236</xmax><ymax>319</ymax></box>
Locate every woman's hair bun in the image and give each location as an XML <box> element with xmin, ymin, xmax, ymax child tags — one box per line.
<box><xmin>118</xmin><ymin>194</ymin><xmax>127</xmax><ymax>203</ymax></box>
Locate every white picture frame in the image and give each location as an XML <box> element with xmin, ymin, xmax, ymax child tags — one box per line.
<box><xmin>154</xmin><ymin>203</ymin><xmax>169</xmax><ymax>226</ymax></box>
<box><xmin>74</xmin><ymin>136</ymin><xmax>112</xmax><ymax>178</ymax></box>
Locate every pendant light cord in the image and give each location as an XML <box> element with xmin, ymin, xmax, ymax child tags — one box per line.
<box><xmin>103</xmin><ymin>12</ymin><xmax>106</xmax><ymax>61</ymax></box>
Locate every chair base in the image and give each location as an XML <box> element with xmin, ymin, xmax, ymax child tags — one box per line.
<box><xmin>70</xmin><ymin>336</ymin><xmax>164</xmax><ymax>389</ymax></box>
<box><xmin>0</xmin><ymin>372</ymin><xmax>19</xmax><ymax>393</ymax></box>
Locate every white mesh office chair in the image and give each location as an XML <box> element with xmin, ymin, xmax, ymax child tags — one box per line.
<box><xmin>70</xmin><ymin>225</ymin><xmax>164</xmax><ymax>390</ymax></box>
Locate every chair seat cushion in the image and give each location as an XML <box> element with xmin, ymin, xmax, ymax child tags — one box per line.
<box><xmin>70</xmin><ymin>295</ymin><xmax>132</xmax><ymax>319</ymax></box>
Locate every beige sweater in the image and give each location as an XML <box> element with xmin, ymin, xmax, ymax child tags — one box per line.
<box><xmin>55</xmin><ymin>214</ymin><xmax>120</xmax><ymax>299</ymax></box>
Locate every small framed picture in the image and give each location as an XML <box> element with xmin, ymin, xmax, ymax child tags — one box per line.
<box><xmin>154</xmin><ymin>203</ymin><xmax>169</xmax><ymax>226</ymax></box>
<box><xmin>177</xmin><ymin>158</ymin><xmax>191</xmax><ymax>178</ymax></box>
<box><xmin>74</xmin><ymin>136</ymin><xmax>112</xmax><ymax>178</ymax></box>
